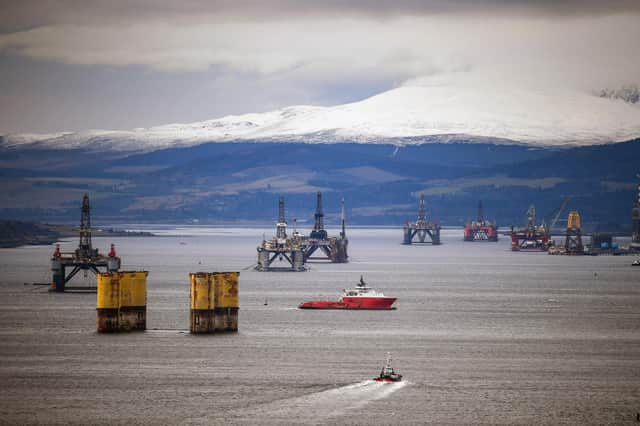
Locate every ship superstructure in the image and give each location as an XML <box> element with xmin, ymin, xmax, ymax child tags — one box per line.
<box><xmin>374</xmin><ymin>352</ymin><xmax>403</xmax><ymax>383</ymax></box>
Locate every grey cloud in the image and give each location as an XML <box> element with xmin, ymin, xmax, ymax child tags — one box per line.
<box><xmin>1</xmin><ymin>0</ymin><xmax>639</xmax><ymax>133</ymax></box>
<box><xmin>2</xmin><ymin>0</ymin><xmax>640</xmax><ymax>33</ymax></box>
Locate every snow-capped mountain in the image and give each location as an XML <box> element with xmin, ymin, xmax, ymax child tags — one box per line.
<box><xmin>3</xmin><ymin>84</ymin><xmax>640</xmax><ymax>152</ymax></box>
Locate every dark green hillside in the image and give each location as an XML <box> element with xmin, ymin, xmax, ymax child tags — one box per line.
<box><xmin>0</xmin><ymin>140</ymin><xmax>637</xmax><ymax>232</ymax></box>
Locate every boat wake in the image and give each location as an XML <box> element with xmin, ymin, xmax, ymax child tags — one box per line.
<box><xmin>241</xmin><ymin>380</ymin><xmax>407</xmax><ymax>422</ymax></box>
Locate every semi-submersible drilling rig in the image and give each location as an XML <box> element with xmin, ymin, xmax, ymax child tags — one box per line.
<box><xmin>403</xmin><ymin>193</ymin><xmax>441</xmax><ymax>245</ymax></box>
<box><xmin>255</xmin><ymin>193</ymin><xmax>349</xmax><ymax>272</ymax></box>
<box><xmin>51</xmin><ymin>194</ymin><xmax>121</xmax><ymax>292</ymax></box>
<box><xmin>632</xmin><ymin>176</ymin><xmax>640</xmax><ymax>251</ymax></box>
<box><xmin>510</xmin><ymin>205</ymin><xmax>551</xmax><ymax>251</ymax></box>
<box><xmin>301</xmin><ymin>192</ymin><xmax>348</xmax><ymax>263</ymax></box>
<box><xmin>256</xmin><ymin>197</ymin><xmax>306</xmax><ymax>272</ymax></box>
<box><xmin>464</xmin><ymin>200</ymin><xmax>498</xmax><ymax>242</ymax></box>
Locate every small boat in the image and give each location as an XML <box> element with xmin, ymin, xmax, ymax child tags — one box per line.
<box><xmin>298</xmin><ymin>276</ymin><xmax>396</xmax><ymax>310</ymax></box>
<box><xmin>633</xmin><ymin>259</ymin><xmax>640</xmax><ymax>266</ymax></box>
<box><xmin>374</xmin><ymin>352</ymin><xmax>402</xmax><ymax>383</ymax></box>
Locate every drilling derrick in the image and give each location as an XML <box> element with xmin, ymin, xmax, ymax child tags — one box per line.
<box><xmin>50</xmin><ymin>194</ymin><xmax>121</xmax><ymax>292</ymax></box>
<box><xmin>340</xmin><ymin>198</ymin><xmax>346</xmax><ymax>240</ymax></box>
<box><xmin>510</xmin><ymin>204</ymin><xmax>550</xmax><ymax>251</ymax></box>
<box><xmin>463</xmin><ymin>200</ymin><xmax>498</xmax><ymax>242</ymax></box>
<box><xmin>76</xmin><ymin>194</ymin><xmax>98</xmax><ymax>259</ymax></box>
<box><xmin>276</xmin><ymin>196</ymin><xmax>287</xmax><ymax>242</ymax></box>
<box><xmin>632</xmin><ymin>175</ymin><xmax>640</xmax><ymax>250</ymax></box>
<box><xmin>403</xmin><ymin>193</ymin><xmax>441</xmax><ymax>245</ymax></box>
<box><xmin>335</xmin><ymin>198</ymin><xmax>348</xmax><ymax>261</ymax></box>
<box><xmin>309</xmin><ymin>191</ymin><xmax>328</xmax><ymax>240</ymax></box>
<box><xmin>256</xmin><ymin>197</ymin><xmax>306</xmax><ymax>271</ymax></box>
<box><xmin>564</xmin><ymin>211</ymin><xmax>584</xmax><ymax>255</ymax></box>
<box><xmin>301</xmin><ymin>192</ymin><xmax>348</xmax><ymax>263</ymax></box>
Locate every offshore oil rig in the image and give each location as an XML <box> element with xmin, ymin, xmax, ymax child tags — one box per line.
<box><xmin>255</xmin><ymin>197</ymin><xmax>306</xmax><ymax>272</ymax></box>
<box><xmin>300</xmin><ymin>192</ymin><xmax>348</xmax><ymax>263</ymax></box>
<box><xmin>549</xmin><ymin>210</ymin><xmax>584</xmax><ymax>255</ymax></box>
<box><xmin>550</xmin><ymin>178</ymin><xmax>640</xmax><ymax>256</ymax></box>
<box><xmin>564</xmin><ymin>211</ymin><xmax>584</xmax><ymax>254</ymax></box>
<box><xmin>510</xmin><ymin>205</ymin><xmax>551</xmax><ymax>251</ymax></box>
<box><xmin>403</xmin><ymin>193</ymin><xmax>441</xmax><ymax>245</ymax></box>
<box><xmin>632</xmin><ymin>175</ymin><xmax>640</xmax><ymax>251</ymax></box>
<box><xmin>463</xmin><ymin>200</ymin><xmax>498</xmax><ymax>242</ymax></box>
<box><xmin>51</xmin><ymin>194</ymin><xmax>121</xmax><ymax>292</ymax></box>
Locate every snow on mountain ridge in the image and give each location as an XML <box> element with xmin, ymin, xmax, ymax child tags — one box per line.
<box><xmin>3</xmin><ymin>85</ymin><xmax>640</xmax><ymax>152</ymax></box>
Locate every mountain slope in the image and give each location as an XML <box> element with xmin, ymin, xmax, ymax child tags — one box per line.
<box><xmin>1</xmin><ymin>140</ymin><xmax>638</xmax><ymax>229</ymax></box>
<box><xmin>3</xmin><ymin>85</ymin><xmax>640</xmax><ymax>152</ymax></box>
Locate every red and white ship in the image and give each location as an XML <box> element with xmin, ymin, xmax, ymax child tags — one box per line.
<box><xmin>298</xmin><ymin>276</ymin><xmax>396</xmax><ymax>310</ymax></box>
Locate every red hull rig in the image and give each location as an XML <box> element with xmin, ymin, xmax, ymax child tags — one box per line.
<box><xmin>298</xmin><ymin>276</ymin><xmax>396</xmax><ymax>310</ymax></box>
<box><xmin>464</xmin><ymin>201</ymin><xmax>498</xmax><ymax>242</ymax></box>
<box><xmin>510</xmin><ymin>205</ymin><xmax>550</xmax><ymax>251</ymax></box>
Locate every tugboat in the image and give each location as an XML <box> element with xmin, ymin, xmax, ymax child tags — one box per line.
<box><xmin>298</xmin><ymin>276</ymin><xmax>396</xmax><ymax>310</ymax></box>
<box><xmin>374</xmin><ymin>352</ymin><xmax>402</xmax><ymax>383</ymax></box>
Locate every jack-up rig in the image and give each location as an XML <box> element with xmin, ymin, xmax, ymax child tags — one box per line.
<box><xmin>463</xmin><ymin>200</ymin><xmax>498</xmax><ymax>242</ymax></box>
<box><xmin>301</xmin><ymin>192</ymin><xmax>348</xmax><ymax>263</ymax></box>
<box><xmin>51</xmin><ymin>194</ymin><xmax>121</xmax><ymax>292</ymax></box>
<box><xmin>564</xmin><ymin>211</ymin><xmax>584</xmax><ymax>255</ymax></box>
<box><xmin>510</xmin><ymin>205</ymin><xmax>551</xmax><ymax>251</ymax></box>
<box><xmin>403</xmin><ymin>193</ymin><xmax>441</xmax><ymax>245</ymax></box>
<box><xmin>549</xmin><ymin>210</ymin><xmax>585</xmax><ymax>255</ymax></box>
<box><xmin>256</xmin><ymin>197</ymin><xmax>306</xmax><ymax>272</ymax></box>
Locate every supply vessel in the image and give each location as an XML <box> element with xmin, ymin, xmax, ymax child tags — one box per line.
<box><xmin>298</xmin><ymin>276</ymin><xmax>396</xmax><ymax>310</ymax></box>
<box><xmin>374</xmin><ymin>352</ymin><xmax>403</xmax><ymax>383</ymax></box>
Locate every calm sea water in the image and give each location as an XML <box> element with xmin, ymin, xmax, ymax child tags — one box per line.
<box><xmin>0</xmin><ymin>227</ymin><xmax>638</xmax><ymax>425</ymax></box>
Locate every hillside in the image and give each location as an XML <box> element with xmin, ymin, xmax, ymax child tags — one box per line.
<box><xmin>0</xmin><ymin>141</ymin><xmax>638</xmax><ymax>231</ymax></box>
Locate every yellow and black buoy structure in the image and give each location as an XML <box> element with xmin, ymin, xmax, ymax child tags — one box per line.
<box><xmin>189</xmin><ymin>272</ymin><xmax>239</xmax><ymax>334</ymax></box>
<box><xmin>97</xmin><ymin>271</ymin><xmax>148</xmax><ymax>332</ymax></box>
<box><xmin>213</xmin><ymin>272</ymin><xmax>239</xmax><ymax>332</ymax></box>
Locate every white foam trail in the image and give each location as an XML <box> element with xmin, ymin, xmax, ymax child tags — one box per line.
<box><xmin>250</xmin><ymin>380</ymin><xmax>407</xmax><ymax>421</ymax></box>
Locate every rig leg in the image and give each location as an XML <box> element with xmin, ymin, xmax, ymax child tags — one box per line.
<box><xmin>256</xmin><ymin>250</ymin><xmax>269</xmax><ymax>271</ymax></box>
<box><xmin>292</xmin><ymin>250</ymin><xmax>305</xmax><ymax>271</ymax></box>
<box><xmin>431</xmin><ymin>229</ymin><xmax>441</xmax><ymax>245</ymax></box>
<box><xmin>402</xmin><ymin>228</ymin><xmax>413</xmax><ymax>244</ymax></box>
<box><xmin>51</xmin><ymin>263</ymin><xmax>65</xmax><ymax>292</ymax></box>
<box><xmin>334</xmin><ymin>239</ymin><xmax>348</xmax><ymax>262</ymax></box>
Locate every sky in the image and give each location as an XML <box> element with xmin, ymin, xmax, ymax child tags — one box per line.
<box><xmin>1</xmin><ymin>0</ymin><xmax>639</xmax><ymax>134</ymax></box>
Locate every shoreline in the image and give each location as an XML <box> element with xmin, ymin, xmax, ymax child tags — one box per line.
<box><xmin>0</xmin><ymin>220</ymin><xmax>154</xmax><ymax>249</ymax></box>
